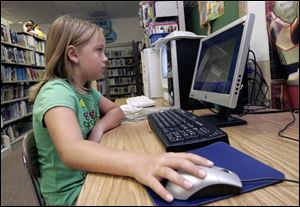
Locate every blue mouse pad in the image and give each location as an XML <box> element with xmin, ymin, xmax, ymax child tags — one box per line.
<box><xmin>146</xmin><ymin>142</ymin><xmax>285</xmax><ymax>206</ymax></box>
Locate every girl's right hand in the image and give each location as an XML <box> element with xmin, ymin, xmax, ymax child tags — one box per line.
<box><xmin>132</xmin><ymin>152</ymin><xmax>214</xmax><ymax>202</ymax></box>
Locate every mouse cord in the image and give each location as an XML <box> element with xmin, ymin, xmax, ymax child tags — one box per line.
<box><xmin>241</xmin><ymin>177</ymin><xmax>299</xmax><ymax>184</ymax></box>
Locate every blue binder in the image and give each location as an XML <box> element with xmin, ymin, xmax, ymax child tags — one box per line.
<box><xmin>146</xmin><ymin>142</ymin><xmax>285</xmax><ymax>206</ymax></box>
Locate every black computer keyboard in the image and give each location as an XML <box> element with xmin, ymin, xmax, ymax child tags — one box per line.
<box><xmin>147</xmin><ymin>109</ymin><xmax>229</xmax><ymax>152</ymax></box>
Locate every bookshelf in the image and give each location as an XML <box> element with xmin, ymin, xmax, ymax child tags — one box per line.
<box><xmin>96</xmin><ymin>41</ymin><xmax>142</xmax><ymax>101</ymax></box>
<box><xmin>139</xmin><ymin>1</ymin><xmax>185</xmax><ymax>48</ymax></box>
<box><xmin>1</xmin><ymin>23</ymin><xmax>46</xmax><ymax>155</ymax></box>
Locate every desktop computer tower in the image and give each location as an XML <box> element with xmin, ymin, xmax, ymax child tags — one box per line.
<box><xmin>166</xmin><ymin>39</ymin><xmax>208</xmax><ymax>110</ymax></box>
<box><xmin>141</xmin><ymin>48</ymin><xmax>164</xmax><ymax>98</ymax></box>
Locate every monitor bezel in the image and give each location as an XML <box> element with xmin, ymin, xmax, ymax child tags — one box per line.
<box><xmin>190</xmin><ymin>14</ymin><xmax>255</xmax><ymax>109</ymax></box>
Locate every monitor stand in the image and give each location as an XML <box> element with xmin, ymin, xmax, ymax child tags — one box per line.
<box><xmin>200</xmin><ymin>106</ymin><xmax>247</xmax><ymax>128</ymax></box>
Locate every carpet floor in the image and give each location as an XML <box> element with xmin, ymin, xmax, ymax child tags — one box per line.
<box><xmin>1</xmin><ymin>144</ymin><xmax>37</xmax><ymax>206</ymax></box>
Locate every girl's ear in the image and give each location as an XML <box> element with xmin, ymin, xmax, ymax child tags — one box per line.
<box><xmin>67</xmin><ymin>45</ymin><xmax>79</xmax><ymax>64</ymax></box>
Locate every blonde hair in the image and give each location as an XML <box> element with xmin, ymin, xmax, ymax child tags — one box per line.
<box><xmin>29</xmin><ymin>15</ymin><xmax>103</xmax><ymax>102</ymax></box>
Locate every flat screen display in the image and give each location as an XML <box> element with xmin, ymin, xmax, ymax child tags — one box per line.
<box><xmin>192</xmin><ymin>24</ymin><xmax>243</xmax><ymax>95</ymax></box>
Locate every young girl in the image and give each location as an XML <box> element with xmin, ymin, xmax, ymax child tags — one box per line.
<box><xmin>30</xmin><ymin>15</ymin><xmax>214</xmax><ymax>206</ymax></box>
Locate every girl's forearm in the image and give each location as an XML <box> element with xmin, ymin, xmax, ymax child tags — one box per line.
<box><xmin>62</xmin><ymin>139</ymin><xmax>143</xmax><ymax>178</ymax></box>
<box><xmin>88</xmin><ymin>108</ymin><xmax>124</xmax><ymax>142</ymax></box>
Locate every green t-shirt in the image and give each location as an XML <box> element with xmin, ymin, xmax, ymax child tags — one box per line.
<box><xmin>32</xmin><ymin>79</ymin><xmax>101</xmax><ymax>205</ymax></box>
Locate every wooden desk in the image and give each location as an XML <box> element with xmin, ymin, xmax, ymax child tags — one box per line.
<box><xmin>77</xmin><ymin>99</ymin><xmax>299</xmax><ymax>205</ymax></box>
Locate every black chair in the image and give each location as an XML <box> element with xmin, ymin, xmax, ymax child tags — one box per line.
<box><xmin>22</xmin><ymin>129</ymin><xmax>46</xmax><ymax>206</ymax></box>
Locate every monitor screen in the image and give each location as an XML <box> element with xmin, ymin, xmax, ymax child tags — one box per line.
<box><xmin>190</xmin><ymin>14</ymin><xmax>255</xmax><ymax>109</ymax></box>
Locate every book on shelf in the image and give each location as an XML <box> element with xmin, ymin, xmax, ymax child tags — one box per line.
<box><xmin>1</xmin><ymin>65</ymin><xmax>44</xmax><ymax>82</ymax></box>
<box><xmin>36</xmin><ymin>40</ymin><xmax>45</xmax><ymax>53</ymax></box>
<box><xmin>2</xmin><ymin>125</ymin><xmax>19</xmax><ymax>142</ymax></box>
<box><xmin>108</xmin><ymin>76</ymin><xmax>136</xmax><ymax>85</ymax></box>
<box><xmin>1</xmin><ymin>24</ymin><xmax>46</xmax><ymax>149</ymax></box>
<box><xmin>1</xmin><ymin>44</ymin><xmax>40</xmax><ymax>65</ymax></box>
<box><xmin>1</xmin><ymin>101</ymin><xmax>31</xmax><ymax>122</ymax></box>
<box><xmin>106</xmin><ymin>48</ymin><xmax>133</xmax><ymax>58</ymax></box>
<box><xmin>0</xmin><ymin>25</ymin><xmax>18</xmax><ymax>45</ymax></box>
<box><xmin>10</xmin><ymin>30</ymin><xmax>18</xmax><ymax>44</ymax></box>
<box><xmin>1</xmin><ymin>85</ymin><xmax>27</xmax><ymax>101</ymax></box>
<box><xmin>108</xmin><ymin>57</ymin><xmax>134</xmax><ymax>67</ymax></box>
<box><xmin>34</xmin><ymin>52</ymin><xmax>45</xmax><ymax>66</ymax></box>
<box><xmin>16</xmin><ymin>33</ymin><xmax>28</xmax><ymax>47</ymax></box>
<box><xmin>1</xmin><ymin>120</ymin><xmax>32</xmax><ymax>143</ymax></box>
<box><xmin>107</xmin><ymin>68</ymin><xmax>135</xmax><ymax>77</ymax></box>
<box><xmin>109</xmin><ymin>85</ymin><xmax>137</xmax><ymax>95</ymax></box>
<box><xmin>1</xmin><ymin>24</ymin><xmax>11</xmax><ymax>43</ymax></box>
<box><xmin>104</xmin><ymin>41</ymin><xmax>142</xmax><ymax>99</ymax></box>
<box><xmin>25</xmin><ymin>34</ymin><xmax>36</xmax><ymax>49</ymax></box>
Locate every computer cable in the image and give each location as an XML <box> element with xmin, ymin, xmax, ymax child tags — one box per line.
<box><xmin>248</xmin><ymin>50</ymin><xmax>257</xmax><ymax>105</ymax></box>
<box><xmin>247</xmin><ymin>77</ymin><xmax>266</xmax><ymax>106</ymax></box>
<box><xmin>247</xmin><ymin>49</ymin><xmax>270</xmax><ymax>107</ymax></box>
<box><xmin>241</xmin><ymin>177</ymin><xmax>299</xmax><ymax>184</ymax></box>
<box><xmin>247</xmin><ymin>59</ymin><xmax>270</xmax><ymax>106</ymax></box>
<box><xmin>246</xmin><ymin>109</ymin><xmax>290</xmax><ymax>114</ymax></box>
<box><xmin>239</xmin><ymin>106</ymin><xmax>298</xmax><ymax>142</ymax></box>
<box><xmin>277</xmin><ymin>109</ymin><xmax>298</xmax><ymax>142</ymax></box>
<box><xmin>247</xmin><ymin>50</ymin><xmax>266</xmax><ymax>105</ymax></box>
<box><xmin>239</xmin><ymin>105</ymin><xmax>271</xmax><ymax>117</ymax></box>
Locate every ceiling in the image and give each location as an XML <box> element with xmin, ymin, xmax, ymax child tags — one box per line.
<box><xmin>1</xmin><ymin>1</ymin><xmax>140</xmax><ymax>25</ymax></box>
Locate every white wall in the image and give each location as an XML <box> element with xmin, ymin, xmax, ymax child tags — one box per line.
<box><xmin>109</xmin><ymin>17</ymin><xmax>144</xmax><ymax>44</ymax></box>
<box><xmin>247</xmin><ymin>1</ymin><xmax>270</xmax><ymax>61</ymax></box>
<box><xmin>246</xmin><ymin>1</ymin><xmax>271</xmax><ymax>100</ymax></box>
<box><xmin>39</xmin><ymin>17</ymin><xmax>143</xmax><ymax>45</ymax></box>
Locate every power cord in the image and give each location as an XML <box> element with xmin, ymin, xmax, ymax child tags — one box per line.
<box><xmin>247</xmin><ymin>58</ymin><xmax>270</xmax><ymax>106</ymax></box>
<box><xmin>245</xmin><ymin>50</ymin><xmax>298</xmax><ymax>142</ymax></box>
<box><xmin>277</xmin><ymin>109</ymin><xmax>298</xmax><ymax>142</ymax></box>
<box><xmin>241</xmin><ymin>108</ymin><xmax>298</xmax><ymax>142</ymax></box>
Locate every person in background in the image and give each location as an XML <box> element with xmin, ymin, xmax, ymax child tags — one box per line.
<box><xmin>29</xmin><ymin>15</ymin><xmax>214</xmax><ymax>205</ymax></box>
<box><xmin>24</xmin><ymin>20</ymin><xmax>36</xmax><ymax>35</ymax></box>
<box><xmin>24</xmin><ymin>20</ymin><xmax>46</xmax><ymax>39</ymax></box>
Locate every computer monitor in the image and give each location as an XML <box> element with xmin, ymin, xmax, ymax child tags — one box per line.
<box><xmin>190</xmin><ymin>13</ymin><xmax>255</xmax><ymax>127</ymax></box>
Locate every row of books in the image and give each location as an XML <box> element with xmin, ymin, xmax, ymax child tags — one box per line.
<box><xmin>107</xmin><ymin>68</ymin><xmax>135</xmax><ymax>77</ymax></box>
<box><xmin>1</xmin><ymin>65</ymin><xmax>45</xmax><ymax>82</ymax></box>
<box><xmin>1</xmin><ymin>24</ymin><xmax>45</xmax><ymax>52</ymax></box>
<box><xmin>1</xmin><ymin>85</ymin><xmax>30</xmax><ymax>101</ymax></box>
<box><xmin>108</xmin><ymin>76</ymin><xmax>136</xmax><ymax>85</ymax></box>
<box><xmin>1</xmin><ymin>101</ymin><xmax>31</xmax><ymax>122</ymax></box>
<box><xmin>105</xmin><ymin>48</ymin><xmax>133</xmax><ymax>58</ymax></box>
<box><xmin>16</xmin><ymin>33</ymin><xmax>45</xmax><ymax>52</ymax></box>
<box><xmin>2</xmin><ymin>124</ymin><xmax>20</xmax><ymax>142</ymax></box>
<box><xmin>109</xmin><ymin>85</ymin><xmax>137</xmax><ymax>95</ymax></box>
<box><xmin>145</xmin><ymin>21</ymin><xmax>178</xmax><ymax>37</ymax></box>
<box><xmin>1</xmin><ymin>24</ymin><xmax>18</xmax><ymax>44</ymax></box>
<box><xmin>1</xmin><ymin>45</ymin><xmax>45</xmax><ymax>66</ymax></box>
<box><xmin>1</xmin><ymin>120</ymin><xmax>32</xmax><ymax>143</ymax></box>
<box><xmin>108</xmin><ymin>57</ymin><xmax>134</xmax><ymax>68</ymax></box>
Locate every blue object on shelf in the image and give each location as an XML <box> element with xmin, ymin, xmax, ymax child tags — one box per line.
<box><xmin>149</xmin><ymin>32</ymin><xmax>169</xmax><ymax>45</ymax></box>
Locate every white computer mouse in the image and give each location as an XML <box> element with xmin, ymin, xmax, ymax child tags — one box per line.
<box><xmin>165</xmin><ymin>165</ymin><xmax>242</xmax><ymax>200</ymax></box>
